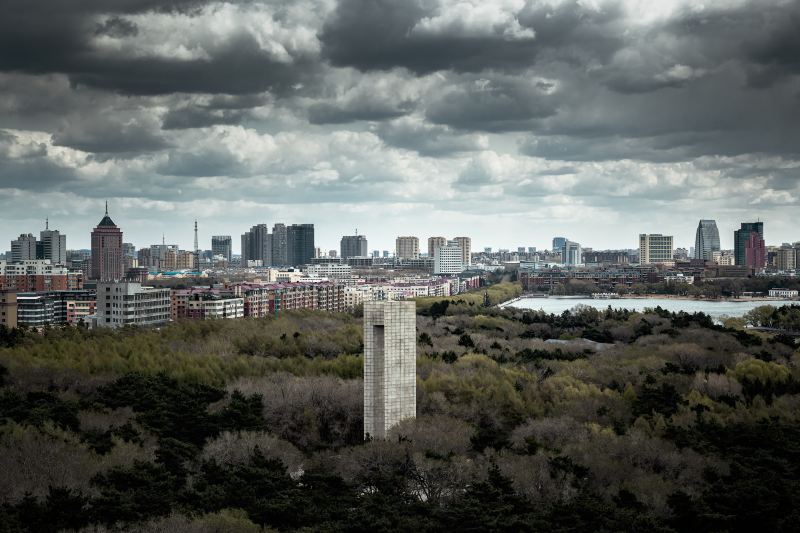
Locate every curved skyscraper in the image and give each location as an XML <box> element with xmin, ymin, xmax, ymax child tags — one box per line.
<box><xmin>694</xmin><ymin>220</ymin><xmax>720</xmax><ymax>260</ymax></box>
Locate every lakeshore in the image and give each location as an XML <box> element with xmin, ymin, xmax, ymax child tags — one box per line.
<box><xmin>500</xmin><ymin>294</ymin><xmax>799</xmax><ymax>319</ymax></box>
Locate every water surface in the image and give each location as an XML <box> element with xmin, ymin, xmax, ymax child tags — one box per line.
<box><xmin>505</xmin><ymin>297</ymin><xmax>798</xmax><ymax>320</ymax></box>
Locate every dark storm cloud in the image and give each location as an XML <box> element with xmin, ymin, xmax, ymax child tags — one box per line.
<box><xmin>426</xmin><ymin>75</ymin><xmax>557</xmax><ymax>131</ymax></box>
<box><xmin>162</xmin><ymin>107</ymin><xmax>248</xmax><ymax>130</ymax></box>
<box><xmin>376</xmin><ymin>117</ymin><xmax>485</xmax><ymax>156</ymax></box>
<box><xmin>158</xmin><ymin>150</ymin><xmax>241</xmax><ymax>177</ymax></box>
<box><xmin>70</xmin><ymin>34</ymin><xmax>315</xmax><ymax>96</ymax></box>
<box><xmin>0</xmin><ymin>0</ymin><xmax>204</xmax><ymax>72</ymax></box>
<box><xmin>51</xmin><ymin>118</ymin><xmax>170</xmax><ymax>154</ymax></box>
<box><xmin>665</xmin><ymin>1</ymin><xmax>800</xmax><ymax>88</ymax></box>
<box><xmin>0</xmin><ymin>130</ymin><xmax>79</xmax><ymax>189</ymax></box>
<box><xmin>0</xmin><ymin>0</ymin><xmax>315</xmax><ymax>96</ymax></box>
<box><xmin>320</xmin><ymin>0</ymin><xmax>623</xmax><ymax>74</ymax></box>
<box><xmin>94</xmin><ymin>16</ymin><xmax>139</xmax><ymax>38</ymax></box>
<box><xmin>518</xmin><ymin>130</ymin><xmax>800</xmax><ymax>164</ymax></box>
<box><xmin>520</xmin><ymin>135</ymin><xmax>689</xmax><ymax>163</ymax></box>
<box><xmin>162</xmin><ymin>94</ymin><xmax>271</xmax><ymax>130</ymax></box>
<box><xmin>307</xmin><ymin>101</ymin><xmax>413</xmax><ymax>124</ymax></box>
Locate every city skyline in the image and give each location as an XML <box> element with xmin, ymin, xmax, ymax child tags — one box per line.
<box><xmin>0</xmin><ymin>208</ymin><xmax>788</xmax><ymax>257</ymax></box>
<box><xmin>1</xmin><ymin>1</ymin><xmax>798</xmax><ymax>252</ymax></box>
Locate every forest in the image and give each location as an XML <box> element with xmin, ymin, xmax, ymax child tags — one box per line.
<box><xmin>1</xmin><ymin>283</ymin><xmax>799</xmax><ymax>532</ymax></box>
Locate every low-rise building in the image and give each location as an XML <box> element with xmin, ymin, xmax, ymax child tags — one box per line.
<box><xmin>187</xmin><ymin>295</ymin><xmax>244</xmax><ymax>319</ymax></box>
<box><xmin>520</xmin><ymin>266</ymin><xmax>656</xmax><ymax>292</ymax></box>
<box><xmin>344</xmin><ymin>286</ymin><xmax>366</xmax><ymax>310</ymax></box>
<box><xmin>0</xmin><ymin>291</ymin><xmax>18</xmax><ymax>328</ymax></box>
<box><xmin>306</xmin><ymin>263</ymin><xmax>353</xmax><ymax>279</ymax></box>
<box><xmin>664</xmin><ymin>273</ymin><xmax>695</xmax><ymax>284</ymax></box>
<box><xmin>712</xmin><ymin>250</ymin><xmax>736</xmax><ymax>266</ymax></box>
<box><xmin>96</xmin><ymin>281</ymin><xmax>170</xmax><ymax>329</ymax></box>
<box><xmin>0</xmin><ymin>289</ymin><xmax>95</xmax><ymax>329</ymax></box>
<box><xmin>0</xmin><ymin>260</ymin><xmax>75</xmax><ymax>292</ymax></box>
<box><xmin>769</xmin><ymin>288</ymin><xmax>799</xmax><ymax>298</ymax></box>
<box><xmin>65</xmin><ymin>298</ymin><xmax>97</xmax><ymax>325</ymax></box>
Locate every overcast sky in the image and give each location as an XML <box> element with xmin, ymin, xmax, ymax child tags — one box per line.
<box><xmin>1</xmin><ymin>0</ymin><xmax>798</xmax><ymax>254</ymax></box>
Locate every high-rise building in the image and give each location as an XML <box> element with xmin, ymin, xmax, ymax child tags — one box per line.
<box><xmin>434</xmin><ymin>240</ymin><xmax>464</xmax><ymax>275</ymax></box>
<box><xmin>341</xmin><ymin>235</ymin><xmax>368</xmax><ymax>259</ymax></box>
<box><xmin>454</xmin><ymin>236</ymin><xmax>471</xmax><ymax>267</ymax></box>
<box><xmin>694</xmin><ymin>220</ymin><xmax>720</xmax><ymax>261</ymax></box>
<box><xmin>241</xmin><ymin>224</ymin><xmax>272</xmax><ymax>266</ymax></box>
<box><xmin>363</xmin><ymin>300</ymin><xmax>416</xmax><ymax>439</ymax></box>
<box><xmin>552</xmin><ymin>237</ymin><xmax>567</xmax><ymax>254</ymax></box>
<box><xmin>562</xmin><ymin>240</ymin><xmax>583</xmax><ymax>266</ymax></box>
<box><xmin>10</xmin><ymin>234</ymin><xmax>37</xmax><ymax>262</ymax></box>
<box><xmin>427</xmin><ymin>236</ymin><xmax>447</xmax><ymax>259</ymax></box>
<box><xmin>395</xmin><ymin>236</ymin><xmax>420</xmax><ymax>259</ymax></box>
<box><xmin>795</xmin><ymin>243</ymin><xmax>800</xmax><ymax>271</ymax></box>
<box><xmin>271</xmin><ymin>223</ymin><xmax>288</xmax><ymax>266</ymax></box>
<box><xmin>139</xmin><ymin>243</ymin><xmax>177</xmax><ymax>271</ymax></box>
<box><xmin>743</xmin><ymin>232</ymin><xmax>766</xmax><ymax>270</ymax></box>
<box><xmin>38</xmin><ymin>221</ymin><xmax>67</xmax><ymax>265</ymax></box>
<box><xmin>212</xmin><ymin>235</ymin><xmax>232</xmax><ymax>262</ymax></box>
<box><xmin>121</xmin><ymin>242</ymin><xmax>137</xmax><ymax>273</ymax></box>
<box><xmin>287</xmin><ymin>224</ymin><xmax>315</xmax><ymax>266</ymax></box>
<box><xmin>775</xmin><ymin>245</ymin><xmax>797</xmax><ymax>271</ymax></box>
<box><xmin>90</xmin><ymin>204</ymin><xmax>124</xmax><ymax>281</ymax></box>
<box><xmin>639</xmin><ymin>234</ymin><xmax>674</xmax><ymax>264</ymax></box>
<box><xmin>734</xmin><ymin>222</ymin><xmax>764</xmax><ymax>267</ymax></box>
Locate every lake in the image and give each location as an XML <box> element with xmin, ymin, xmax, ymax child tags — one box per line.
<box><xmin>504</xmin><ymin>297</ymin><xmax>799</xmax><ymax>320</ymax></box>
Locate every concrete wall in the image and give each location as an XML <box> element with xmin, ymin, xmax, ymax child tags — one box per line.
<box><xmin>363</xmin><ymin>300</ymin><xmax>416</xmax><ymax>439</ymax></box>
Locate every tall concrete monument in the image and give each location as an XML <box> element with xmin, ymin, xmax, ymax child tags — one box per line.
<box><xmin>363</xmin><ymin>300</ymin><xmax>417</xmax><ymax>439</ymax></box>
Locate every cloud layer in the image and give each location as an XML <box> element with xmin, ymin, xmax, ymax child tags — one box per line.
<box><xmin>1</xmin><ymin>0</ymin><xmax>798</xmax><ymax>252</ymax></box>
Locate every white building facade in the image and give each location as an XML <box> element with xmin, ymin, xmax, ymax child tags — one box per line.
<box><xmin>434</xmin><ymin>240</ymin><xmax>464</xmax><ymax>275</ymax></box>
<box><xmin>96</xmin><ymin>281</ymin><xmax>170</xmax><ymax>328</ymax></box>
<box><xmin>187</xmin><ymin>297</ymin><xmax>244</xmax><ymax>319</ymax></box>
<box><xmin>639</xmin><ymin>234</ymin><xmax>674</xmax><ymax>264</ymax></box>
<box><xmin>769</xmin><ymin>288</ymin><xmax>799</xmax><ymax>298</ymax></box>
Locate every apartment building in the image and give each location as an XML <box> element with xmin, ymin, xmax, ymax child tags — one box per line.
<box><xmin>96</xmin><ymin>281</ymin><xmax>170</xmax><ymax>328</ymax></box>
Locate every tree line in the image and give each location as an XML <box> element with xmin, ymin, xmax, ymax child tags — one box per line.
<box><xmin>0</xmin><ymin>291</ymin><xmax>799</xmax><ymax>531</ymax></box>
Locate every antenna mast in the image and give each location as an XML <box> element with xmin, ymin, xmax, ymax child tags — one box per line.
<box><xmin>194</xmin><ymin>220</ymin><xmax>200</xmax><ymax>273</ymax></box>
